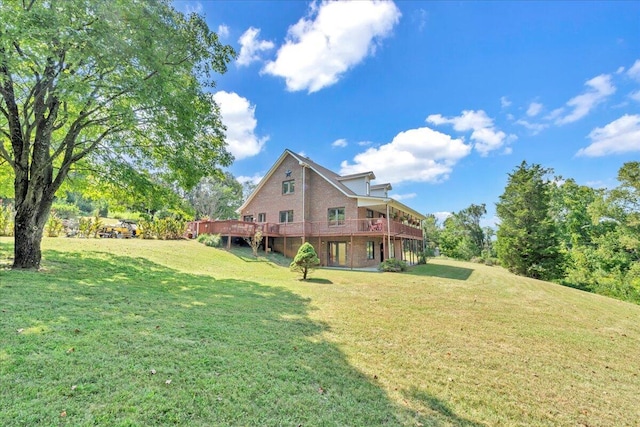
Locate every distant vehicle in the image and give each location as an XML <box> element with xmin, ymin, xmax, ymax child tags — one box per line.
<box><xmin>98</xmin><ymin>220</ymin><xmax>139</xmax><ymax>239</ymax></box>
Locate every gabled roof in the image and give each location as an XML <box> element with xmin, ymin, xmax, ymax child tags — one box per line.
<box><xmin>337</xmin><ymin>171</ymin><xmax>375</xmax><ymax>181</ymax></box>
<box><xmin>371</xmin><ymin>183</ymin><xmax>392</xmax><ymax>190</ymax></box>
<box><xmin>237</xmin><ymin>149</ymin><xmax>426</xmax><ymax>220</ymax></box>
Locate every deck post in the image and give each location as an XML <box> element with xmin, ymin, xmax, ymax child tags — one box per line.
<box><xmin>318</xmin><ymin>236</ymin><xmax>322</xmax><ymax>265</ymax></box>
<box><xmin>350</xmin><ymin>234</ymin><xmax>354</xmax><ymax>270</ymax></box>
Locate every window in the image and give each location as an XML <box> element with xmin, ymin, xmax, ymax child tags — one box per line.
<box><xmin>279</xmin><ymin>210</ymin><xmax>294</xmax><ymax>223</ymax></box>
<box><xmin>328</xmin><ymin>207</ymin><xmax>345</xmax><ymax>226</ymax></box>
<box><xmin>243</xmin><ymin>215</ymin><xmax>253</xmax><ymax>222</ymax></box>
<box><xmin>366</xmin><ymin>209</ymin><xmax>374</xmax><ymax>219</ymax></box>
<box><xmin>282</xmin><ymin>180</ymin><xmax>295</xmax><ymax>194</ymax></box>
<box><xmin>257</xmin><ymin>213</ymin><xmax>266</xmax><ymax>222</ymax></box>
<box><xmin>366</xmin><ymin>241</ymin><xmax>375</xmax><ymax>260</ymax></box>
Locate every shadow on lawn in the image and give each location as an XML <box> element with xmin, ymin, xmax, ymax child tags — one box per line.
<box><xmin>408</xmin><ymin>262</ymin><xmax>474</xmax><ymax>281</ymax></box>
<box><xmin>228</xmin><ymin>246</ymin><xmax>291</xmax><ymax>267</ymax></box>
<box><xmin>0</xmin><ymin>247</ymin><xmax>483</xmax><ymax>426</ymax></box>
<box><xmin>405</xmin><ymin>388</ymin><xmax>486</xmax><ymax>427</ymax></box>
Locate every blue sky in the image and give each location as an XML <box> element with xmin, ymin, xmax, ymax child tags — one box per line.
<box><xmin>175</xmin><ymin>1</ymin><xmax>640</xmax><ymax>225</ymax></box>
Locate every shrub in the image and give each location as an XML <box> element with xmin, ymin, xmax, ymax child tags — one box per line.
<box><xmin>0</xmin><ymin>203</ymin><xmax>14</xmax><ymax>236</ymax></box>
<box><xmin>45</xmin><ymin>213</ymin><xmax>64</xmax><ymax>237</ymax></box>
<box><xmin>378</xmin><ymin>258</ymin><xmax>408</xmax><ymax>272</ymax></box>
<box><xmin>290</xmin><ymin>242</ymin><xmax>320</xmax><ymax>280</ymax></box>
<box><xmin>197</xmin><ymin>233</ymin><xmax>222</xmax><ymax>248</ymax></box>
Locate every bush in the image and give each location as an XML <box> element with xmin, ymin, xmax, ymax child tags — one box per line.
<box><xmin>378</xmin><ymin>258</ymin><xmax>408</xmax><ymax>272</ymax></box>
<box><xmin>0</xmin><ymin>203</ymin><xmax>14</xmax><ymax>236</ymax></box>
<box><xmin>197</xmin><ymin>233</ymin><xmax>222</xmax><ymax>248</ymax></box>
<box><xmin>45</xmin><ymin>213</ymin><xmax>64</xmax><ymax>237</ymax></box>
<box><xmin>290</xmin><ymin>242</ymin><xmax>320</xmax><ymax>280</ymax></box>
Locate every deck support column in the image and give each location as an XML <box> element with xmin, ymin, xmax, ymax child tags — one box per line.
<box><xmin>350</xmin><ymin>234</ymin><xmax>354</xmax><ymax>270</ymax></box>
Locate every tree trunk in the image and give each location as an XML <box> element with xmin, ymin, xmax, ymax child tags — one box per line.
<box><xmin>13</xmin><ymin>195</ymin><xmax>52</xmax><ymax>270</ymax></box>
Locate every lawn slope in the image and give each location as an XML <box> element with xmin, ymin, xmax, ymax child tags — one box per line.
<box><xmin>1</xmin><ymin>238</ymin><xmax>638</xmax><ymax>426</ymax></box>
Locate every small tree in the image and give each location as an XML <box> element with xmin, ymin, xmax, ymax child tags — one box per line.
<box><xmin>290</xmin><ymin>242</ymin><xmax>320</xmax><ymax>280</ymax></box>
<box><xmin>245</xmin><ymin>229</ymin><xmax>263</xmax><ymax>257</ymax></box>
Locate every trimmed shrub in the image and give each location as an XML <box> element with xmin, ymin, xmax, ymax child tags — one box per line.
<box><xmin>197</xmin><ymin>233</ymin><xmax>222</xmax><ymax>248</ymax></box>
<box><xmin>290</xmin><ymin>242</ymin><xmax>320</xmax><ymax>280</ymax></box>
<box><xmin>378</xmin><ymin>258</ymin><xmax>408</xmax><ymax>272</ymax></box>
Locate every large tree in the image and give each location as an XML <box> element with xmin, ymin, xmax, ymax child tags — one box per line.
<box><xmin>185</xmin><ymin>172</ymin><xmax>243</xmax><ymax>220</ymax></box>
<box><xmin>0</xmin><ymin>0</ymin><xmax>234</xmax><ymax>268</ymax></box>
<box><xmin>496</xmin><ymin>161</ymin><xmax>563</xmax><ymax>280</ymax></box>
<box><xmin>439</xmin><ymin>203</ymin><xmax>488</xmax><ymax>260</ymax></box>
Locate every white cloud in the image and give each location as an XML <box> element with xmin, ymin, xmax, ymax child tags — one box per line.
<box><xmin>555</xmin><ymin>74</ymin><xmax>616</xmax><ymax>125</ymax></box>
<box><xmin>331</xmin><ymin>138</ymin><xmax>348</xmax><ymax>148</ymax></box>
<box><xmin>174</xmin><ymin>1</ymin><xmax>203</xmax><ymax>15</ymax></box>
<box><xmin>480</xmin><ymin>216</ymin><xmax>499</xmax><ymax>228</ymax></box>
<box><xmin>526</xmin><ymin>102</ymin><xmax>543</xmax><ymax>117</ymax></box>
<box><xmin>217</xmin><ymin>24</ymin><xmax>230</xmax><ymax>38</ymax></box>
<box><xmin>500</xmin><ymin>96</ymin><xmax>512</xmax><ymax>108</ymax></box>
<box><xmin>262</xmin><ymin>0</ymin><xmax>401</xmax><ymax>93</ymax></box>
<box><xmin>426</xmin><ymin>110</ymin><xmax>513</xmax><ymax>156</ymax></box>
<box><xmin>340</xmin><ymin>126</ymin><xmax>471</xmax><ymax>184</ymax></box>
<box><xmin>432</xmin><ymin>211</ymin><xmax>452</xmax><ymax>223</ymax></box>
<box><xmin>412</xmin><ymin>8</ymin><xmax>427</xmax><ymax>32</ymax></box>
<box><xmin>627</xmin><ymin>59</ymin><xmax>640</xmax><ymax>81</ymax></box>
<box><xmin>515</xmin><ymin>119</ymin><xmax>548</xmax><ymax>135</ymax></box>
<box><xmin>630</xmin><ymin>90</ymin><xmax>640</xmax><ymax>102</ymax></box>
<box><xmin>576</xmin><ymin>114</ymin><xmax>640</xmax><ymax>157</ymax></box>
<box><xmin>390</xmin><ymin>192</ymin><xmax>416</xmax><ymax>201</ymax></box>
<box><xmin>237</xmin><ymin>27</ymin><xmax>275</xmax><ymax>66</ymax></box>
<box><xmin>212</xmin><ymin>91</ymin><xmax>268</xmax><ymax>160</ymax></box>
<box><xmin>358</xmin><ymin>140</ymin><xmax>373</xmax><ymax>146</ymax></box>
<box><xmin>237</xmin><ymin>174</ymin><xmax>264</xmax><ymax>186</ymax></box>
<box><xmin>616</xmin><ymin>66</ymin><xmax>625</xmax><ymax>74</ymax></box>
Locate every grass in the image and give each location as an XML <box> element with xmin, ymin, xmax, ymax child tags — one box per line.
<box><xmin>1</xmin><ymin>238</ymin><xmax>639</xmax><ymax>426</ymax></box>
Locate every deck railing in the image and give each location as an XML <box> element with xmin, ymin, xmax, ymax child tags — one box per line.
<box><xmin>190</xmin><ymin>218</ymin><xmax>423</xmax><ymax>239</ymax></box>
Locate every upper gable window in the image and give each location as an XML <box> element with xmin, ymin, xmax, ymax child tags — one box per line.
<box><xmin>282</xmin><ymin>180</ymin><xmax>295</xmax><ymax>195</ymax></box>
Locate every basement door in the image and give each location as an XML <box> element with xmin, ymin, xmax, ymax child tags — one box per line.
<box><xmin>328</xmin><ymin>242</ymin><xmax>347</xmax><ymax>267</ymax></box>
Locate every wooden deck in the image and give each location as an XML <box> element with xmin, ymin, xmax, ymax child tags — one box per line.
<box><xmin>189</xmin><ymin>219</ymin><xmax>423</xmax><ymax>240</ymax></box>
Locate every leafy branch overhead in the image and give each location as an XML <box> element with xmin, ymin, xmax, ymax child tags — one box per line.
<box><xmin>0</xmin><ymin>0</ymin><xmax>235</xmax><ymax>268</ymax></box>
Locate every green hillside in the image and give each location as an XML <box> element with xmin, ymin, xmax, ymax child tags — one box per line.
<box><xmin>1</xmin><ymin>238</ymin><xmax>638</xmax><ymax>426</ymax></box>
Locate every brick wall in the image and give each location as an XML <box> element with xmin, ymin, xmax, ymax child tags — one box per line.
<box><xmin>240</xmin><ymin>153</ymin><xmax>358</xmax><ymax>226</ymax></box>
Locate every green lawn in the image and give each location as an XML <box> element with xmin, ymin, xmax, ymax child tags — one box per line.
<box><xmin>1</xmin><ymin>238</ymin><xmax>639</xmax><ymax>426</ymax></box>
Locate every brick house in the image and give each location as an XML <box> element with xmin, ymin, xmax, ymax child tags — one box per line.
<box><xmin>191</xmin><ymin>149</ymin><xmax>426</xmax><ymax>268</ymax></box>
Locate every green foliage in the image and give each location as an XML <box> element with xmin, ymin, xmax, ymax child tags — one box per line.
<box><xmin>45</xmin><ymin>214</ymin><xmax>64</xmax><ymax>237</ymax></box>
<box><xmin>290</xmin><ymin>242</ymin><xmax>320</xmax><ymax>280</ymax></box>
<box><xmin>0</xmin><ymin>0</ymin><xmax>234</xmax><ymax>268</ymax></box>
<box><xmin>0</xmin><ymin>203</ymin><xmax>14</xmax><ymax>236</ymax></box>
<box><xmin>51</xmin><ymin>201</ymin><xmax>80</xmax><ymax>219</ymax></box>
<box><xmin>245</xmin><ymin>229</ymin><xmax>264</xmax><ymax>257</ymax></box>
<box><xmin>378</xmin><ymin>258</ymin><xmax>408</xmax><ymax>272</ymax></box>
<box><xmin>138</xmin><ymin>216</ymin><xmax>187</xmax><ymax>240</ymax></box>
<box><xmin>439</xmin><ymin>204</ymin><xmax>491</xmax><ymax>261</ymax></box>
<box><xmin>496</xmin><ymin>162</ymin><xmax>564</xmax><ymax>281</ymax></box>
<box><xmin>422</xmin><ymin>214</ymin><xmax>440</xmax><ymax>260</ymax></box>
<box><xmin>553</xmin><ymin>162</ymin><xmax>640</xmax><ymax>303</ymax></box>
<box><xmin>197</xmin><ymin>233</ymin><xmax>222</xmax><ymax>248</ymax></box>
<box><xmin>186</xmin><ymin>172</ymin><xmax>244</xmax><ymax>220</ymax></box>
<box><xmin>77</xmin><ymin>218</ymin><xmax>93</xmax><ymax>238</ymax></box>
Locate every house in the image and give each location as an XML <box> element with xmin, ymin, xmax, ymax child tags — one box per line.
<box><xmin>190</xmin><ymin>149</ymin><xmax>426</xmax><ymax>268</ymax></box>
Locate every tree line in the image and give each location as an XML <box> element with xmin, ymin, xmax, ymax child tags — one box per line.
<box><xmin>426</xmin><ymin>161</ymin><xmax>640</xmax><ymax>304</ymax></box>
